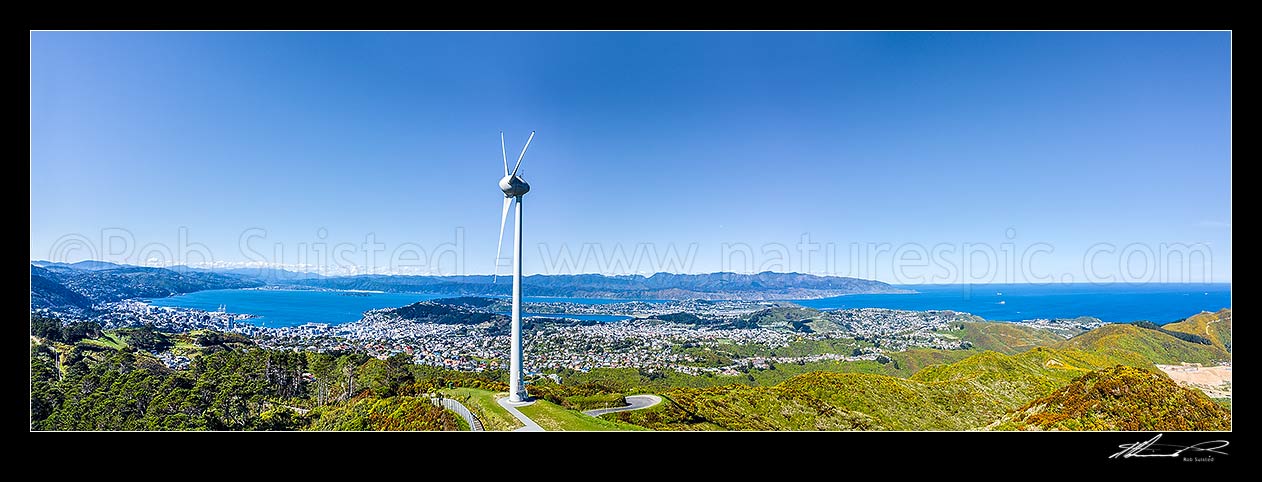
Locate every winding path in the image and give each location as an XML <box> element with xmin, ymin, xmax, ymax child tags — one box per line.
<box><xmin>582</xmin><ymin>394</ymin><xmax>663</xmax><ymax>418</ymax></box>
<box><xmin>492</xmin><ymin>394</ymin><xmax>663</xmax><ymax>432</ymax></box>
<box><xmin>497</xmin><ymin>397</ymin><xmax>545</xmax><ymax>432</ymax></box>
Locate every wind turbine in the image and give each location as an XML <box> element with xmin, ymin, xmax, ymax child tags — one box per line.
<box><xmin>496</xmin><ymin>130</ymin><xmax>534</xmax><ymax>403</ymax></box>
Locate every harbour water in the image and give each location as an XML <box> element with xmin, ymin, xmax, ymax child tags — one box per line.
<box><xmin>149</xmin><ymin>283</ymin><xmax>1231</xmax><ymax>327</ymax></box>
<box><xmin>796</xmin><ymin>283</ymin><xmax>1231</xmax><ymax>323</ymax></box>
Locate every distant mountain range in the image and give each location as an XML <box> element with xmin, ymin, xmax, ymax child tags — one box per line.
<box><xmin>31</xmin><ymin>260</ymin><xmax>324</xmax><ymax>281</ymax></box>
<box><xmin>30</xmin><ymin>264</ymin><xmax>262</xmax><ymax>315</ymax></box>
<box><xmin>287</xmin><ymin>272</ymin><xmax>911</xmax><ymax>300</ymax></box>
<box><xmin>29</xmin><ymin>260</ymin><xmax>910</xmax><ymax>313</ymax></box>
<box><xmin>164</xmin><ymin>265</ymin><xmax>326</xmax><ymax>282</ymax></box>
<box><xmin>32</xmin><ymin>260</ymin><xmax>130</xmax><ymax>272</ymax></box>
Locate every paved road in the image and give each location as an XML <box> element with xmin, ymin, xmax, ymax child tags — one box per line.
<box><xmin>582</xmin><ymin>394</ymin><xmax>663</xmax><ymax>418</ymax></box>
<box><xmin>497</xmin><ymin>397</ymin><xmax>545</xmax><ymax>432</ymax></box>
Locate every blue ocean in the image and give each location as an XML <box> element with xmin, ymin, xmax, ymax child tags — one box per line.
<box><xmin>148</xmin><ymin>289</ymin><xmax>445</xmax><ymax>327</ymax></box>
<box><xmin>147</xmin><ymin>290</ymin><xmax>635</xmax><ymax>327</ymax></box>
<box><xmin>149</xmin><ymin>283</ymin><xmax>1230</xmax><ymax>328</ymax></box>
<box><xmin>796</xmin><ymin>283</ymin><xmax>1231</xmax><ymax>323</ymax></box>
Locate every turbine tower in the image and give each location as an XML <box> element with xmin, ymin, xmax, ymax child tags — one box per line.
<box><xmin>496</xmin><ymin>130</ymin><xmax>534</xmax><ymax>402</ymax></box>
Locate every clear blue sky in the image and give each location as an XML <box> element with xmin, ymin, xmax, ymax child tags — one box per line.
<box><xmin>30</xmin><ymin>32</ymin><xmax>1231</xmax><ymax>283</ymax></box>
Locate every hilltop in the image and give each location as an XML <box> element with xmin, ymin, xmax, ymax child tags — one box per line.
<box><xmin>1056</xmin><ymin>322</ymin><xmax>1229</xmax><ymax>366</ymax></box>
<box><xmin>608</xmin><ymin>318</ymin><xmax>1232</xmax><ymax>431</ymax></box>
<box><xmin>612</xmin><ymin>347</ymin><xmax>1107</xmax><ymax>430</ymax></box>
<box><xmin>31</xmin><ymin>265</ymin><xmax>261</xmax><ymax>315</ymax></box>
<box><xmin>1163</xmin><ymin>309</ymin><xmax>1232</xmax><ymax>353</ymax></box>
<box><xmin>994</xmin><ymin>365</ymin><xmax>1231</xmax><ymax>431</ymax></box>
<box><xmin>32</xmin><ymin>260</ymin><xmax>130</xmax><ymax>271</ymax></box>
<box><xmin>384</xmin><ymin>301</ymin><xmax>507</xmax><ymax>326</ymax></box>
<box><xmin>953</xmin><ymin>321</ymin><xmax>1067</xmax><ymax>354</ymax></box>
<box><xmin>30</xmin><ymin>320</ymin><xmax>500</xmax><ymax>431</ymax></box>
<box><xmin>30</xmin><ymin>269</ymin><xmax>94</xmax><ymax>312</ymax></box>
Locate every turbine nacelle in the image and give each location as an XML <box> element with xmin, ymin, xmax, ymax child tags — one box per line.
<box><xmin>499</xmin><ymin>174</ymin><xmax>530</xmax><ymax>197</ymax></box>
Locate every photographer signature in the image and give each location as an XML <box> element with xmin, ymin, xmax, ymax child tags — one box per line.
<box><xmin>1111</xmin><ymin>434</ymin><xmax>1229</xmax><ymax>459</ymax></box>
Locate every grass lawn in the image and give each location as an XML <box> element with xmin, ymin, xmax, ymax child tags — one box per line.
<box><xmin>171</xmin><ymin>339</ymin><xmax>200</xmax><ymax>357</ymax></box>
<box><xmin>516</xmin><ymin>399</ymin><xmax>646</xmax><ymax>431</ymax></box>
<box><xmin>440</xmin><ymin>387</ymin><xmax>522</xmax><ymax>431</ymax></box>
<box><xmin>80</xmin><ymin>332</ymin><xmax>127</xmax><ymax>350</ymax></box>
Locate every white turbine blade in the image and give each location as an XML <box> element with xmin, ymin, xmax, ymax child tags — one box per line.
<box><xmin>500</xmin><ymin>131</ymin><xmax>509</xmax><ymax>176</ymax></box>
<box><xmin>494</xmin><ymin>196</ymin><xmax>514</xmax><ymax>282</ymax></box>
<box><xmin>510</xmin><ymin>130</ymin><xmax>535</xmax><ymax>177</ymax></box>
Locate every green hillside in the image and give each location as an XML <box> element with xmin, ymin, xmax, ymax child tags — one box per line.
<box><xmin>886</xmin><ymin>348</ymin><xmax>977</xmax><ymax>377</ymax></box>
<box><xmin>994</xmin><ymin>365</ymin><xmax>1231</xmax><ymax>431</ymax></box>
<box><xmin>912</xmin><ymin>348</ymin><xmax>1093</xmax><ymax>386</ymax></box>
<box><xmin>745</xmin><ymin>306</ymin><xmax>826</xmax><ymax>331</ymax></box>
<box><xmin>34</xmin><ymin>307</ymin><xmax>1231</xmax><ymax>432</ymax></box>
<box><xmin>950</xmin><ymin>321</ymin><xmax>1066</xmax><ymax>354</ymax></box>
<box><xmin>1056</xmin><ymin>323</ymin><xmax>1229</xmax><ymax>365</ymax></box>
<box><xmin>306</xmin><ymin>394</ymin><xmax>464</xmax><ymax>431</ymax></box>
<box><xmin>614</xmin><ymin>347</ymin><xmax>1106</xmax><ymax>430</ymax></box>
<box><xmin>611</xmin><ymin>322</ymin><xmax>1232</xmax><ymax>431</ymax></box>
<box><xmin>31</xmin><ymin>327</ymin><xmax>500</xmax><ymax>431</ymax></box>
<box><xmin>1163</xmin><ymin>309</ymin><xmax>1232</xmax><ymax>353</ymax></box>
<box><xmin>880</xmin><ymin>321</ymin><xmax>1069</xmax><ymax>376</ymax></box>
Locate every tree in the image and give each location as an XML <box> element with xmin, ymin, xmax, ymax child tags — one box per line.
<box><xmin>357</xmin><ymin>353</ymin><xmax>416</xmax><ymax>398</ymax></box>
<box><xmin>31</xmin><ymin>316</ymin><xmax>63</xmax><ymax>340</ymax></box>
<box><xmin>307</xmin><ymin>352</ymin><xmax>338</xmax><ymax>405</ymax></box>
<box><xmin>337</xmin><ymin>354</ymin><xmax>362</xmax><ymax>401</ymax></box>
<box><xmin>357</xmin><ymin>358</ymin><xmax>392</xmax><ymax>397</ymax></box>
<box><xmin>119</xmin><ymin>325</ymin><xmax>170</xmax><ymax>351</ymax></box>
<box><xmin>62</xmin><ymin>321</ymin><xmax>102</xmax><ymax>343</ymax></box>
<box><xmin>257</xmin><ymin>407</ymin><xmax>304</xmax><ymax>431</ymax></box>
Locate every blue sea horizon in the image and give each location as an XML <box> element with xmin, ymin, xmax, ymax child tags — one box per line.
<box><xmin>147</xmin><ymin>283</ymin><xmax>1230</xmax><ymax>328</ymax></box>
<box><xmin>796</xmin><ymin>282</ymin><xmax>1231</xmax><ymax>323</ymax></box>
